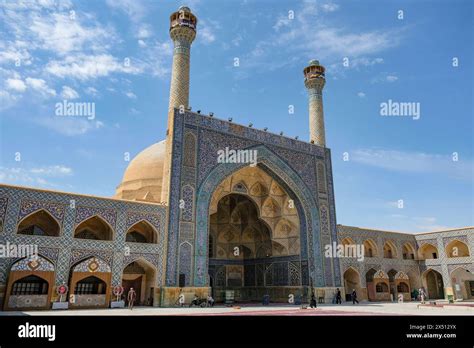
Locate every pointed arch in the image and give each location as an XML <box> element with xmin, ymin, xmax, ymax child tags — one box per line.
<box><xmin>192</xmin><ymin>145</ymin><xmax>322</xmax><ymax>288</ymax></box>
<box><xmin>445</xmin><ymin>239</ymin><xmax>470</xmax><ymax>258</ymax></box>
<box><xmin>17</xmin><ymin>209</ymin><xmax>60</xmax><ymax>237</ymax></box>
<box><xmin>343</xmin><ymin>267</ymin><xmax>362</xmax><ymax>297</ymax></box>
<box><xmin>126</xmin><ymin>220</ymin><xmax>158</xmax><ymax>244</ymax></box>
<box><xmin>450</xmin><ymin>266</ymin><xmax>474</xmax><ymax>300</ymax></box>
<box><xmin>422</xmin><ymin>268</ymin><xmax>444</xmax><ymax>299</ymax></box>
<box><xmin>74</xmin><ymin>215</ymin><xmax>114</xmax><ymax>241</ymax></box>
<box><xmin>122</xmin><ymin>257</ymin><xmax>157</xmax><ymax>283</ymax></box>
<box><xmin>69</xmin><ymin>255</ymin><xmax>112</xmax><ymax>308</ymax></box>
<box><xmin>178</xmin><ymin>241</ymin><xmax>193</xmax><ymax>287</ymax></box>
<box><xmin>383</xmin><ymin>240</ymin><xmax>397</xmax><ymax>259</ymax></box>
<box><xmin>363</xmin><ymin>239</ymin><xmax>378</xmax><ymax>257</ymax></box>
<box><xmin>10</xmin><ymin>254</ymin><xmax>55</xmax><ymax>272</ymax></box>
<box><xmin>402</xmin><ymin>242</ymin><xmax>416</xmax><ymax>260</ymax></box>
<box><xmin>418</xmin><ymin>243</ymin><xmax>439</xmax><ymax>260</ymax></box>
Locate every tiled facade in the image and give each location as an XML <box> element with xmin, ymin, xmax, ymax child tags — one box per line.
<box><xmin>0</xmin><ymin>5</ymin><xmax>472</xmax><ymax>310</ymax></box>
<box><xmin>0</xmin><ymin>185</ymin><xmax>167</xmax><ymax>309</ymax></box>
<box><xmin>337</xmin><ymin>225</ymin><xmax>474</xmax><ymax>301</ymax></box>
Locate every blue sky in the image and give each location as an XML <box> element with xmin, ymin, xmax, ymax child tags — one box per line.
<box><xmin>0</xmin><ymin>0</ymin><xmax>472</xmax><ymax>233</ymax></box>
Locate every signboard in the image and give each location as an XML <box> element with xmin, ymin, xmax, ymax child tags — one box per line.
<box><xmin>56</xmin><ymin>284</ymin><xmax>68</xmax><ymax>303</ymax></box>
<box><xmin>113</xmin><ymin>285</ymin><xmax>124</xmax><ymax>301</ymax></box>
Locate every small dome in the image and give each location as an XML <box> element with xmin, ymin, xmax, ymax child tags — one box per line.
<box><xmin>309</xmin><ymin>59</ymin><xmax>320</xmax><ymax>66</ymax></box>
<box><xmin>178</xmin><ymin>6</ymin><xmax>191</xmax><ymax>13</ymax></box>
<box><xmin>115</xmin><ymin>140</ymin><xmax>166</xmax><ymax>203</ymax></box>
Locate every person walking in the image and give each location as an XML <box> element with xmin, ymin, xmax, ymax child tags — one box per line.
<box><xmin>351</xmin><ymin>289</ymin><xmax>359</xmax><ymax>304</ymax></box>
<box><xmin>127</xmin><ymin>287</ymin><xmax>136</xmax><ymax>310</ymax></box>
<box><xmin>419</xmin><ymin>287</ymin><xmax>426</xmax><ymax>304</ymax></box>
<box><xmin>310</xmin><ymin>292</ymin><xmax>317</xmax><ymax>308</ymax></box>
<box><xmin>335</xmin><ymin>288</ymin><xmax>342</xmax><ymax>304</ymax></box>
<box><xmin>207</xmin><ymin>295</ymin><xmax>215</xmax><ymax>307</ymax></box>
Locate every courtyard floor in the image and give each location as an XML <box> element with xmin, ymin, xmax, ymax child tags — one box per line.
<box><xmin>2</xmin><ymin>301</ymin><xmax>473</xmax><ymax>316</ymax></box>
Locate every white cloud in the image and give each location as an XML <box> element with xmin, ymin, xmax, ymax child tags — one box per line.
<box><xmin>28</xmin><ymin>13</ymin><xmax>116</xmax><ymax>56</ymax></box>
<box><xmin>0</xmin><ymin>41</ymin><xmax>33</xmax><ymax>65</ymax></box>
<box><xmin>386</xmin><ymin>75</ymin><xmax>398</xmax><ymax>82</ymax></box>
<box><xmin>25</xmin><ymin>77</ymin><xmax>56</xmax><ymax>96</ymax></box>
<box><xmin>136</xmin><ymin>25</ymin><xmax>152</xmax><ymax>39</ymax></box>
<box><xmin>0</xmin><ymin>90</ymin><xmax>22</xmax><ymax>111</ymax></box>
<box><xmin>38</xmin><ymin>116</ymin><xmax>104</xmax><ymax>136</ymax></box>
<box><xmin>1</xmin><ymin>4</ymin><xmax>117</xmax><ymax>58</ymax></box>
<box><xmin>321</xmin><ymin>2</ymin><xmax>340</xmax><ymax>12</ymax></box>
<box><xmin>357</xmin><ymin>92</ymin><xmax>366</xmax><ymax>98</ymax></box>
<box><xmin>6</xmin><ymin>78</ymin><xmax>27</xmax><ymax>92</ymax></box>
<box><xmin>351</xmin><ymin>148</ymin><xmax>473</xmax><ymax>181</ymax></box>
<box><xmin>105</xmin><ymin>0</ymin><xmax>146</xmax><ymax>22</ymax></box>
<box><xmin>273</xmin><ymin>17</ymin><xmax>292</xmax><ymax>32</ymax></box>
<box><xmin>125</xmin><ymin>91</ymin><xmax>137</xmax><ymax>99</ymax></box>
<box><xmin>61</xmin><ymin>86</ymin><xmax>79</xmax><ymax>99</ymax></box>
<box><xmin>129</xmin><ymin>108</ymin><xmax>140</xmax><ymax>115</ymax></box>
<box><xmin>30</xmin><ymin>165</ymin><xmax>73</xmax><ymax>176</ymax></box>
<box><xmin>239</xmin><ymin>0</ymin><xmax>403</xmax><ymax>75</ymax></box>
<box><xmin>371</xmin><ymin>73</ymin><xmax>399</xmax><ymax>83</ymax></box>
<box><xmin>0</xmin><ymin>164</ymin><xmax>73</xmax><ymax>189</ymax></box>
<box><xmin>85</xmin><ymin>86</ymin><xmax>99</xmax><ymax>97</ymax></box>
<box><xmin>137</xmin><ymin>40</ymin><xmax>173</xmax><ymax>77</ymax></box>
<box><xmin>45</xmin><ymin>54</ymin><xmax>142</xmax><ymax>80</ymax></box>
<box><xmin>198</xmin><ymin>20</ymin><xmax>219</xmax><ymax>45</ymax></box>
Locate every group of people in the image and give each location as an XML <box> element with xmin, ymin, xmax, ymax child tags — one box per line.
<box><xmin>125</xmin><ymin>286</ymin><xmax>430</xmax><ymax>309</ymax></box>
<box><xmin>411</xmin><ymin>287</ymin><xmax>427</xmax><ymax>303</ymax></box>
<box><xmin>333</xmin><ymin>288</ymin><xmax>359</xmax><ymax>304</ymax></box>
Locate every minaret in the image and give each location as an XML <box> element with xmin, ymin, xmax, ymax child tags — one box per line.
<box><xmin>161</xmin><ymin>6</ymin><xmax>197</xmax><ymax>203</ymax></box>
<box><xmin>304</xmin><ymin>60</ymin><xmax>326</xmax><ymax>147</ymax></box>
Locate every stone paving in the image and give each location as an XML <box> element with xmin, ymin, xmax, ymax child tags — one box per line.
<box><xmin>1</xmin><ymin>301</ymin><xmax>473</xmax><ymax>316</ymax></box>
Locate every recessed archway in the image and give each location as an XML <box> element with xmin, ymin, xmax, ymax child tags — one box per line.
<box><xmin>387</xmin><ymin>269</ymin><xmax>398</xmax><ymax>300</ymax></box>
<box><xmin>341</xmin><ymin>237</ymin><xmax>356</xmax><ymax>257</ymax></box>
<box><xmin>17</xmin><ymin>210</ymin><xmax>60</xmax><ymax>237</ymax></box>
<box><xmin>206</xmin><ymin>164</ymin><xmax>304</xmax><ymax>303</ymax></box>
<box><xmin>192</xmin><ymin>146</ymin><xmax>322</xmax><ymax>298</ymax></box>
<box><xmin>450</xmin><ymin>267</ymin><xmax>474</xmax><ymax>300</ymax></box>
<box><xmin>363</xmin><ymin>239</ymin><xmax>377</xmax><ymax>258</ymax></box>
<box><xmin>68</xmin><ymin>256</ymin><xmax>112</xmax><ymax>308</ymax></box>
<box><xmin>383</xmin><ymin>241</ymin><xmax>397</xmax><ymax>259</ymax></box>
<box><xmin>423</xmin><ymin>269</ymin><xmax>444</xmax><ymax>299</ymax></box>
<box><xmin>343</xmin><ymin>267</ymin><xmax>362</xmax><ymax>301</ymax></box>
<box><xmin>3</xmin><ymin>254</ymin><xmax>55</xmax><ymax>311</ymax></box>
<box><xmin>445</xmin><ymin>240</ymin><xmax>470</xmax><ymax>258</ymax></box>
<box><xmin>418</xmin><ymin>244</ymin><xmax>439</xmax><ymax>260</ymax></box>
<box><xmin>402</xmin><ymin>243</ymin><xmax>416</xmax><ymax>260</ymax></box>
<box><xmin>122</xmin><ymin>259</ymin><xmax>157</xmax><ymax>306</ymax></box>
<box><xmin>74</xmin><ymin>216</ymin><xmax>113</xmax><ymax>241</ymax></box>
<box><xmin>126</xmin><ymin>220</ymin><xmax>157</xmax><ymax>244</ymax></box>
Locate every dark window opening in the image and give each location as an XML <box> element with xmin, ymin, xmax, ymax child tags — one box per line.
<box><xmin>11</xmin><ymin>276</ymin><xmax>48</xmax><ymax>295</ymax></box>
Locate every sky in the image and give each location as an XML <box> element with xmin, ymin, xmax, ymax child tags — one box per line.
<box><xmin>0</xmin><ymin>0</ymin><xmax>473</xmax><ymax>233</ymax></box>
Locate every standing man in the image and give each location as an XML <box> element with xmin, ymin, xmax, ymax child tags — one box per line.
<box><xmin>419</xmin><ymin>287</ymin><xmax>426</xmax><ymax>304</ymax></box>
<box><xmin>127</xmin><ymin>287</ymin><xmax>137</xmax><ymax>310</ymax></box>
<box><xmin>351</xmin><ymin>289</ymin><xmax>359</xmax><ymax>304</ymax></box>
<box><xmin>335</xmin><ymin>288</ymin><xmax>342</xmax><ymax>304</ymax></box>
<box><xmin>310</xmin><ymin>292</ymin><xmax>317</xmax><ymax>308</ymax></box>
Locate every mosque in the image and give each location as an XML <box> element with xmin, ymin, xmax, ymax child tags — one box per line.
<box><xmin>0</xmin><ymin>6</ymin><xmax>472</xmax><ymax>311</ymax></box>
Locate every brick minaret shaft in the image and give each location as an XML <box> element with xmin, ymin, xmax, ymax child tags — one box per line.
<box><xmin>304</xmin><ymin>60</ymin><xmax>326</xmax><ymax>147</ymax></box>
<box><xmin>161</xmin><ymin>6</ymin><xmax>197</xmax><ymax>203</ymax></box>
